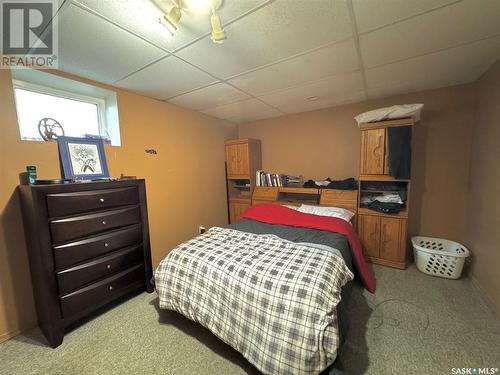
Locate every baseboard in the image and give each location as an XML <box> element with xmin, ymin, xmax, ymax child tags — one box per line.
<box><xmin>470</xmin><ymin>275</ymin><xmax>498</xmax><ymax>317</ymax></box>
<box><xmin>0</xmin><ymin>321</ymin><xmax>37</xmax><ymax>344</ymax></box>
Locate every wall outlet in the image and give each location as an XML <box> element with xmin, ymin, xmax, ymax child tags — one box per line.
<box><xmin>198</xmin><ymin>225</ymin><xmax>207</xmax><ymax>234</ymax></box>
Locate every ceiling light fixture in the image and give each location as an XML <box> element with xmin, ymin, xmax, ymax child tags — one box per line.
<box><xmin>159</xmin><ymin>4</ymin><xmax>182</xmax><ymax>36</ymax></box>
<box><xmin>184</xmin><ymin>0</ymin><xmax>211</xmax><ymax>12</ymax></box>
<box><xmin>155</xmin><ymin>0</ymin><xmax>226</xmax><ymax>43</ymax></box>
<box><xmin>210</xmin><ymin>8</ymin><xmax>226</xmax><ymax>44</ymax></box>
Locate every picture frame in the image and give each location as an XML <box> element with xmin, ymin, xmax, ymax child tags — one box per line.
<box><xmin>57</xmin><ymin>136</ymin><xmax>110</xmax><ymax>180</ymax></box>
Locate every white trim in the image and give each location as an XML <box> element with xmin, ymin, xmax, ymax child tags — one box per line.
<box><xmin>12</xmin><ymin>79</ymin><xmax>108</xmax><ymax>140</ymax></box>
<box><xmin>10</xmin><ymin>69</ymin><xmax>121</xmax><ymax>146</ymax></box>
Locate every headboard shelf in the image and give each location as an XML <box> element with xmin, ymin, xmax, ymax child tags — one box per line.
<box><xmin>252</xmin><ymin>186</ymin><xmax>358</xmax><ymax>214</ymax></box>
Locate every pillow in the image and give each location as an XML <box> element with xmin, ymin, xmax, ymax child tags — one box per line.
<box><xmin>354</xmin><ymin>104</ymin><xmax>423</xmax><ymax>126</ymax></box>
<box><xmin>297</xmin><ymin>204</ymin><xmax>355</xmax><ymax>222</ymax></box>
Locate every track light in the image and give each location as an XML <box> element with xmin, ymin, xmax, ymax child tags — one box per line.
<box><xmin>160</xmin><ymin>5</ymin><xmax>182</xmax><ymax>36</ymax></box>
<box><xmin>210</xmin><ymin>9</ymin><xmax>226</xmax><ymax>44</ymax></box>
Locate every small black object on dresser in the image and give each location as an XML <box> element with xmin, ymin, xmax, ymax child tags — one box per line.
<box><xmin>19</xmin><ymin>179</ymin><xmax>154</xmax><ymax>348</ymax></box>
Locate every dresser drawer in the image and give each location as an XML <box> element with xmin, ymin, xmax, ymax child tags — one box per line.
<box><xmin>60</xmin><ymin>264</ymin><xmax>144</xmax><ymax>318</ymax></box>
<box><xmin>47</xmin><ymin>187</ymin><xmax>139</xmax><ymax>218</ymax></box>
<box><xmin>57</xmin><ymin>246</ymin><xmax>143</xmax><ymax>294</ymax></box>
<box><xmin>50</xmin><ymin>206</ymin><xmax>141</xmax><ymax>244</ymax></box>
<box><xmin>53</xmin><ymin>224</ymin><xmax>142</xmax><ymax>269</ymax></box>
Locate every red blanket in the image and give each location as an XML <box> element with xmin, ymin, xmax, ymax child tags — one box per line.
<box><xmin>241</xmin><ymin>204</ymin><xmax>376</xmax><ymax>293</ymax></box>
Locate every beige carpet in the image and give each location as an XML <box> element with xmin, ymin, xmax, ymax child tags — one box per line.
<box><xmin>1</xmin><ymin>265</ymin><xmax>499</xmax><ymax>375</ymax></box>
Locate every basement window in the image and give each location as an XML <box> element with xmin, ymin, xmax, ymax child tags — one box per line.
<box><xmin>11</xmin><ymin>70</ymin><xmax>121</xmax><ymax>146</ymax></box>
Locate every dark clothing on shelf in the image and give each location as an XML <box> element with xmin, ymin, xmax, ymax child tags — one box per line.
<box><xmin>303</xmin><ymin>177</ymin><xmax>357</xmax><ymax>190</ymax></box>
<box><xmin>326</xmin><ymin>178</ymin><xmax>358</xmax><ymax>190</ymax></box>
<box><xmin>388</xmin><ymin>126</ymin><xmax>412</xmax><ymax>179</ymax></box>
<box><xmin>363</xmin><ymin>201</ymin><xmax>405</xmax><ymax>214</ymax></box>
<box><xmin>303</xmin><ymin>179</ymin><xmax>319</xmax><ymax>188</ymax></box>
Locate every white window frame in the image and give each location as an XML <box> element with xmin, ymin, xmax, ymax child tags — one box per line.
<box><xmin>12</xmin><ymin>79</ymin><xmax>109</xmax><ymax>142</ymax></box>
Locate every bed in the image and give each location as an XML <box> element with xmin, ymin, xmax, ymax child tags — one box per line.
<box><xmin>155</xmin><ymin>204</ymin><xmax>375</xmax><ymax>375</ymax></box>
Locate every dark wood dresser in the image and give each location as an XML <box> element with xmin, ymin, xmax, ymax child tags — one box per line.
<box><xmin>19</xmin><ymin>179</ymin><xmax>153</xmax><ymax>347</ymax></box>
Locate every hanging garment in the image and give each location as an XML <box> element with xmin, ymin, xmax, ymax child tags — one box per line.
<box><xmin>388</xmin><ymin>126</ymin><xmax>412</xmax><ymax>179</ymax></box>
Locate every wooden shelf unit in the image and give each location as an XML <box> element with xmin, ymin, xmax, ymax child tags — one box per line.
<box><xmin>357</xmin><ymin>118</ymin><xmax>414</xmax><ymax>270</ymax></box>
<box><xmin>252</xmin><ymin>187</ymin><xmax>358</xmax><ymax>225</ymax></box>
<box><xmin>225</xmin><ymin>139</ymin><xmax>261</xmax><ymax>223</ymax></box>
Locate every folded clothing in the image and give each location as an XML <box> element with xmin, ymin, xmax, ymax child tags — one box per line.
<box><xmin>361</xmin><ymin>193</ymin><xmax>404</xmax><ymax>205</ymax></box>
<box><xmin>303</xmin><ymin>177</ymin><xmax>358</xmax><ymax>190</ymax></box>
<box><xmin>363</xmin><ymin>201</ymin><xmax>405</xmax><ymax>214</ymax></box>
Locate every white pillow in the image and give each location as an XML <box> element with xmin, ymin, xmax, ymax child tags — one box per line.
<box><xmin>297</xmin><ymin>204</ymin><xmax>355</xmax><ymax>222</ymax></box>
<box><xmin>354</xmin><ymin>104</ymin><xmax>423</xmax><ymax>126</ymax></box>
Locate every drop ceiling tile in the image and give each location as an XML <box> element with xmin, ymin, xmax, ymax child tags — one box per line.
<box><xmin>115</xmin><ymin>56</ymin><xmax>217</xmax><ymax>99</ymax></box>
<box><xmin>168</xmin><ymin>83</ymin><xmax>251</xmax><ymax>110</ymax></box>
<box><xmin>227</xmin><ymin>109</ymin><xmax>283</xmax><ymax>123</ymax></box>
<box><xmin>360</xmin><ymin>0</ymin><xmax>500</xmax><ymax>68</ymax></box>
<box><xmin>365</xmin><ymin>36</ymin><xmax>500</xmax><ymax>90</ymax></box>
<box><xmin>367</xmin><ymin>65</ymin><xmax>489</xmax><ymax>100</ymax></box>
<box><xmin>56</xmin><ymin>3</ymin><xmax>166</xmax><ymax>84</ymax></box>
<box><xmin>202</xmin><ymin>98</ymin><xmax>282</xmax><ymax>122</ymax></box>
<box><xmin>227</xmin><ymin>39</ymin><xmax>359</xmax><ymax>95</ymax></box>
<box><xmin>74</xmin><ymin>0</ymin><xmax>267</xmax><ymax>52</ymax></box>
<box><xmin>353</xmin><ymin>0</ymin><xmax>459</xmax><ymax>33</ymax></box>
<box><xmin>278</xmin><ymin>90</ymin><xmax>367</xmax><ymax>115</ymax></box>
<box><xmin>176</xmin><ymin>0</ymin><xmax>352</xmax><ymax>79</ymax></box>
<box><xmin>258</xmin><ymin>72</ymin><xmax>366</xmax><ymax>113</ymax></box>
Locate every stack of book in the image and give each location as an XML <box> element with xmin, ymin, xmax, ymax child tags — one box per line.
<box><xmin>256</xmin><ymin>170</ymin><xmax>303</xmax><ymax>187</ymax></box>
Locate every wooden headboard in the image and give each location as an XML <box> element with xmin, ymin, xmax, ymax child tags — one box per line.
<box><xmin>252</xmin><ymin>187</ymin><xmax>358</xmax><ymax>214</ymax></box>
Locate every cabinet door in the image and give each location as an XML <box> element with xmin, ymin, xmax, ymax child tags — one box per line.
<box><xmin>226</xmin><ymin>143</ymin><xmax>250</xmax><ymax>178</ymax></box>
<box><xmin>229</xmin><ymin>201</ymin><xmax>250</xmax><ymax>223</ymax></box>
<box><xmin>380</xmin><ymin>217</ymin><xmax>406</xmax><ymax>263</ymax></box>
<box><xmin>226</xmin><ymin>144</ymin><xmax>239</xmax><ymax>177</ymax></box>
<box><xmin>358</xmin><ymin>214</ymin><xmax>380</xmax><ymax>258</ymax></box>
<box><xmin>236</xmin><ymin>143</ymin><xmax>249</xmax><ymax>176</ymax></box>
<box><xmin>361</xmin><ymin>129</ymin><xmax>386</xmax><ymax>175</ymax></box>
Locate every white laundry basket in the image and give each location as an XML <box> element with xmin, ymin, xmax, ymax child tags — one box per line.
<box><xmin>411</xmin><ymin>236</ymin><xmax>470</xmax><ymax>279</ymax></box>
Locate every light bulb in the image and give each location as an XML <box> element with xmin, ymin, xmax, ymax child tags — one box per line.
<box><xmin>210</xmin><ymin>10</ymin><xmax>226</xmax><ymax>43</ymax></box>
<box><xmin>159</xmin><ymin>5</ymin><xmax>182</xmax><ymax>36</ymax></box>
<box><xmin>184</xmin><ymin>0</ymin><xmax>211</xmax><ymax>12</ymax></box>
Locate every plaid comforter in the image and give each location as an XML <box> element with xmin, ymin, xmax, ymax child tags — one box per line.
<box><xmin>155</xmin><ymin>227</ymin><xmax>353</xmax><ymax>375</ymax></box>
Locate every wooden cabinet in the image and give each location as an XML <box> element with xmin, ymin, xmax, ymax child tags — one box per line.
<box><xmin>358</xmin><ymin>118</ymin><xmax>415</xmax><ymax>269</ymax></box>
<box><xmin>358</xmin><ymin>214</ymin><xmax>380</xmax><ymax>258</ymax></box>
<box><xmin>360</xmin><ymin>128</ymin><xmax>386</xmax><ymax>175</ymax></box>
<box><xmin>359</xmin><ymin>118</ymin><xmax>415</xmax><ymax>179</ymax></box>
<box><xmin>19</xmin><ymin>180</ymin><xmax>153</xmax><ymax>347</ymax></box>
<box><xmin>358</xmin><ymin>214</ymin><xmax>407</xmax><ymax>268</ymax></box>
<box><xmin>225</xmin><ymin>139</ymin><xmax>261</xmax><ymax>223</ymax></box>
<box><xmin>229</xmin><ymin>199</ymin><xmax>251</xmax><ymax>223</ymax></box>
<box><xmin>226</xmin><ymin>140</ymin><xmax>254</xmax><ymax>179</ymax></box>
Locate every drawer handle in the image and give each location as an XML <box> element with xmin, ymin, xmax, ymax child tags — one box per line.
<box><xmin>104</xmin><ymin>242</ymin><xmax>109</xmax><ymax>247</ymax></box>
<box><xmin>99</xmin><ymin>198</ymin><xmax>105</xmax><ymax>203</ymax></box>
<box><xmin>102</xmin><ymin>220</ymin><xmax>107</xmax><ymax>225</ymax></box>
<box><xmin>106</xmin><ymin>264</ymin><xmax>111</xmax><ymax>269</ymax></box>
<box><xmin>109</xmin><ymin>285</ymin><xmax>113</xmax><ymax>291</ymax></box>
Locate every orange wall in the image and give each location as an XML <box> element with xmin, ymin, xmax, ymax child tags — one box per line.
<box><xmin>0</xmin><ymin>69</ymin><xmax>237</xmax><ymax>341</ymax></box>
<box><xmin>238</xmin><ymin>84</ymin><xmax>477</xmax><ymax>245</ymax></box>
<box><xmin>465</xmin><ymin>61</ymin><xmax>500</xmax><ymax>313</ymax></box>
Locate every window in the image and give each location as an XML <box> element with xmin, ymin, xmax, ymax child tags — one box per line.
<box><xmin>14</xmin><ymin>85</ymin><xmax>105</xmax><ymax>141</ymax></box>
<box><xmin>11</xmin><ymin>69</ymin><xmax>121</xmax><ymax>146</ymax></box>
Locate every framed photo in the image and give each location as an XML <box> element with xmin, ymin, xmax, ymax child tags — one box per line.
<box><xmin>57</xmin><ymin>136</ymin><xmax>110</xmax><ymax>180</ymax></box>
